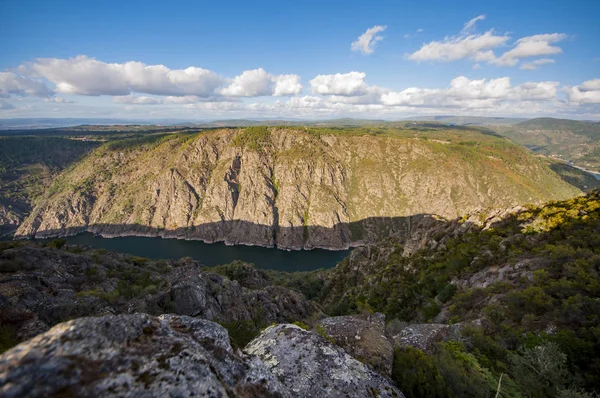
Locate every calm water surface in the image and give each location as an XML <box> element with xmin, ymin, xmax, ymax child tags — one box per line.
<box><xmin>52</xmin><ymin>233</ymin><xmax>351</xmax><ymax>272</ymax></box>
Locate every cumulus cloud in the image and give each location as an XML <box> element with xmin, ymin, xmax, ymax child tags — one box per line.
<box><xmin>310</xmin><ymin>72</ymin><xmax>370</xmax><ymax>96</ymax></box>
<box><xmin>520</xmin><ymin>58</ymin><xmax>556</xmax><ymax>70</ymax></box>
<box><xmin>219</xmin><ymin>68</ymin><xmax>302</xmax><ymax>96</ymax></box>
<box><xmin>0</xmin><ymin>72</ymin><xmax>52</xmax><ymax>97</ymax></box>
<box><xmin>351</xmin><ymin>25</ymin><xmax>387</xmax><ymax>54</ymax></box>
<box><xmin>113</xmin><ymin>95</ymin><xmax>161</xmax><ymax>105</ymax></box>
<box><xmin>16</xmin><ymin>56</ymin><xmax>300</xmax><ymax>99</ymax></box>
<box><xmin>407</xmin><ymin>29</ymin><xmax>509</xmax><ymax>62</ymax></box>
<box><xmin>381</xmin><ymin>76</ymin><xmax>557</xmax><ymax>108</ymax></box>
<box><xmin>273</xmin><ymin>74</ymin><xmax>303</xmax><ymax>96</ymax></box>
<box><xmin>564</xmin><ymin>79</ymin><xmax>600</xmax><ymax>103</ymax></box>
<box><xmin>19</xmin><ymin>56</ymin><xmax>223</xmax><ymax>97</ymax></box>
<box><xmin>492</xmin><ymin>33</ymin><xmax>567</xmax><ymax>66</ymax></box>
<box><xmin>407</xmin><ymin>16</ymin><xmax>567</xmax><ymax>68</ymax></box>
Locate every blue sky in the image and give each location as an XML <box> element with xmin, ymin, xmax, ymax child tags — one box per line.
<box><xmin>1</xmin><ymin>0</ymin><xmax>599</xmax><ymax>120</ymax></box>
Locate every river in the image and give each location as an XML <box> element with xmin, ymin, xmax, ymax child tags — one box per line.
<box><xmin>46</xmin><ymin>233</ymin><xmax>351</xmax><ymax>272</ymax></box>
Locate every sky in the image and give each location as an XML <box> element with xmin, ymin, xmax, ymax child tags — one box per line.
<box><xmin>1</xmin><ymin>0</ymin><xmax>599</xmax><ymax>120</ymax></box>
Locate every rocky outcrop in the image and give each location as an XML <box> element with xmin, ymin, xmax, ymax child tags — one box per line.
<box><xmin>0</xmin><ymin>314</ymin><xmax>289</xmax><ymax>397</ymax></box>
<box><xmin>316</xmin><ymin>313</ymin><xmax>394</xmax><ymax>376</ymax></box>
<box><xmin>15</xmin><ymin>127</ymin><xmax>581</xmax><ymax>249</ymax></box>
<box><xmin>391</xmin><ymin>323</ymin><xmax>464</xmax><ymax>353</ymax></box>
<box><xmin>0</xmin><ymin>243</ymin><xmax>321</xmax><ymax>345</ymax></box>
<box><xmin>244</xmin><ymin>324</ymin><xmax>403</xmax><ymax>398</ymax></box>
<box><xmin>0</xmin><ymin>314</ymin><xmax>408</xmax><ymax>398</ymax></box>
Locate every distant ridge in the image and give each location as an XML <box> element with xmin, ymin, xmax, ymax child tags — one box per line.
<box><xmin>405</xmin><ymin>115</ymin><xmax>527</xmax><ymax>126</ymax></box>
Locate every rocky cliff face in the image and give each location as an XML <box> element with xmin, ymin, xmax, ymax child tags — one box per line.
<box><xmin>16</xmin><ymin>127</ymin><xmax>581</xmax><ymax>249</ymax></box>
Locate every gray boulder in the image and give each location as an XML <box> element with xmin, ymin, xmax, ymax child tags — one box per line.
<box><xmin>392</xmin><ymin>323</ymin><xmax>463</xmax><ymax>353</ymax></box>
<box><xmin>0</xmin><ymin>313</ymin><xmax>288</xmax><ymax>398</ymax></box>
<box><xmin>316</xmin><ymin>313</ymin><xmax>394</xmax><ymax>376</ymax></box>
<box><xmin>245</xmin><ymin>324</ymin><xmax>404</xmax><ymax>398</ymax></box>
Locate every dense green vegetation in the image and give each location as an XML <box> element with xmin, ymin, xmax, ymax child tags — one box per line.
<box><xmin>547</xmin><ymin>160</ymin><xmax>600</xmax><ymax>191</ymax></box>
<box><xmin>231</xmin><ymin>126</ymin><xmax>272</xmax><ymax>152</ymax></box>
<box><xmin>316</xmin><ymin>190</ymin><xmax>600</xmax><ymax>397</ymax></box>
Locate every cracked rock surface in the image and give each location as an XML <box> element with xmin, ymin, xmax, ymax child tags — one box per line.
<box><xmin>244</xmin><ymin>323</ymin><xmax>403</xmax><ymax>398</ymax></box>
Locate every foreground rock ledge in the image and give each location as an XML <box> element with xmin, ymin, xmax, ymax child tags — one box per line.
<box><xmin>0</xmin><ymin>314</ymin><xmax>287</xmax><ymax>397</ymax></box>
<box><xmin>0</xmin><ymin>314</ymin><xmax>403</xmax><ymax>398</ymax></box>
<box><xmin>244</xmin><ymin>324</ymin><xmax>403</xmax><ymax>398</ymax></box>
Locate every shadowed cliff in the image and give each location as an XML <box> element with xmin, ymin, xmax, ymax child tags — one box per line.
<box><xmin>14</xmin><ymin>126</ymin><xmax>584</xmax><ymax>249</ymax></box>
<box><xmin>15</xmin><ymin>214</ymin><xmax>450</xmax><ymax>252</ymax></box>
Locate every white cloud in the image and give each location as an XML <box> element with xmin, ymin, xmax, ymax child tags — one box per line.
<box><xmin>0</xmin><ymin>72</ymin><xmax>52</xmax><ymax>97</ymax></box>
<box><xmin>20</xmin><ymin>55</ymin><xmax>224</xmax><ymax>97</ymax></box>
<box><xmin>564</xmin><ymin>79</ymin><xmax>600</xmax><ymax>103</ymax></box>
<box><xmin>407</xmin><ymin>30</ymin><xmax>509</xmax><ymax>62</ymax></box>
<box><xmin>310</xmin><ymin>72</ymin><xmax>370</xmax><ymax>96</ymax></box>
<box><xmin>580</xmin><ymin>79</ymin><xmax>600</xmax><ymax>91</ymax></box>
<box><xmin>493</xmin><ymin>33</ymin><xmax>567</xmax><ymax>66</ymax></box>
<box><xmin>273</xmin><ymin>74</ymin><xmax>303</xmax><ymax>96</ymax></box>
<box><xmin>163</xmin><ymin>95</ymin><xmax>202</xmax><ymax>104</ymax></box>
<box><xmin>381</xmin><ymin>76</ymin><xmax>557</xmax><ymax>108</ymax></box>
<box><xmin>219</xmin><ymin>68</ymin><xmax>302</xmax><ymax>97</ymax></box>
<box><xmin>461</xmin><ymin>15</ymin><xmax>485</xmax><ymax>34</ymax></box>
<box><xmin>114</xmin><ymin>95</ymin><xmax>161</xmax><ymax>105</ymax></box>
<box><xmin>15</xmin><ymin>56</ymin><xmax>302</xmax><ymax>99</ymax></box>
<box><xmin>407</xmin><ymin>17</ymin><xmax>567</xmax><ymax>68</ymax></box>
<box><xmin>520</xmin><ymin>58</ymin><xmax>556</xmax><ymax>70</ymax></box>
<box><xmin>351</xmin><ymin>25</ymin><xmax>387</xmax><ymax>55</ymax></box>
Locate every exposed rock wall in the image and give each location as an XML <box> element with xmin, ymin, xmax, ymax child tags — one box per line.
<box><xmin>16</xmin><ymin>128</ymin><xmax>581</xmax><ymax>249</ymax></box>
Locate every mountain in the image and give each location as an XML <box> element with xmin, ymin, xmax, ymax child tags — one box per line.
<box><xmin>490</xmin><ymin>117</ymin><xmax>600</xmax><ymax>171</ymax></box>
<box><xmin>15</xmin><ymin>125</ymin><xmax>584</xmax><ymax>249</ymax></box>
<box><xmin>2</xmin><ymin>190</ymin><xmax>599</xmax><ymax>397</ymax></box>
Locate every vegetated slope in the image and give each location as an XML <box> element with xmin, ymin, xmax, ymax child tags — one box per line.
<box><xmin>0</xmin><ymin>136</ymin><xmax>99</xmax><ymax>236</ymax></box>
<box><xmin>544</xmin><ymin>158</ymin><xmax>600</xmax><ymax>191</ymax></box>
<box><xmin>315</xmin><ymin>189</ymin><xmax>600</xmax><ymax>397</ymax></box>
<box><xmin>491</xmin><ymin>117</ymin><xmax>600</xmax><ymax>171</ymax></box>
<box><xmin>16</xmin><ymin>126</ymin><xmax>582</xmax><ymax>249</ymax></box>
<box><xmin>2</xmin><ymin>191</ymin><xmax>599</xmax><ymax>396</ymax></box>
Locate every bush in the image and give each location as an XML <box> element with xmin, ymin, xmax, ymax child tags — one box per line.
<box><xmin>509</xmin><ymin>341</ymin><xmax>571</xmax><ymax>398</ymax></box>
<box><xmin>392</xmin><ymin>347</ymin><xmax>449</xmax><ymax>398</ymax></box>
<box><xmin>44</xmin><ymin>238</ymin><xmax>67</xmax><ymax>249</ymax></box>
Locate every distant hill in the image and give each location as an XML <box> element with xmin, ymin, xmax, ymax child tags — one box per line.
<box><xmin>0</xmin><ymin>118</ymin><xmax>199</xmax><ymax>130</ymax></box>
<box><xmin>516</xmin><ymin>117</ymin><xmax>600</xmax><ymax>140</ymax></box>
<box><xmin>490</xmin><ymin>117</ymin><xmax>600</xmax><ymax>171</ymax></box>
<box><xmin>406</xmin><ymin>115</ymin><xmax>527</xmax><ymax>126</ymax></box>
